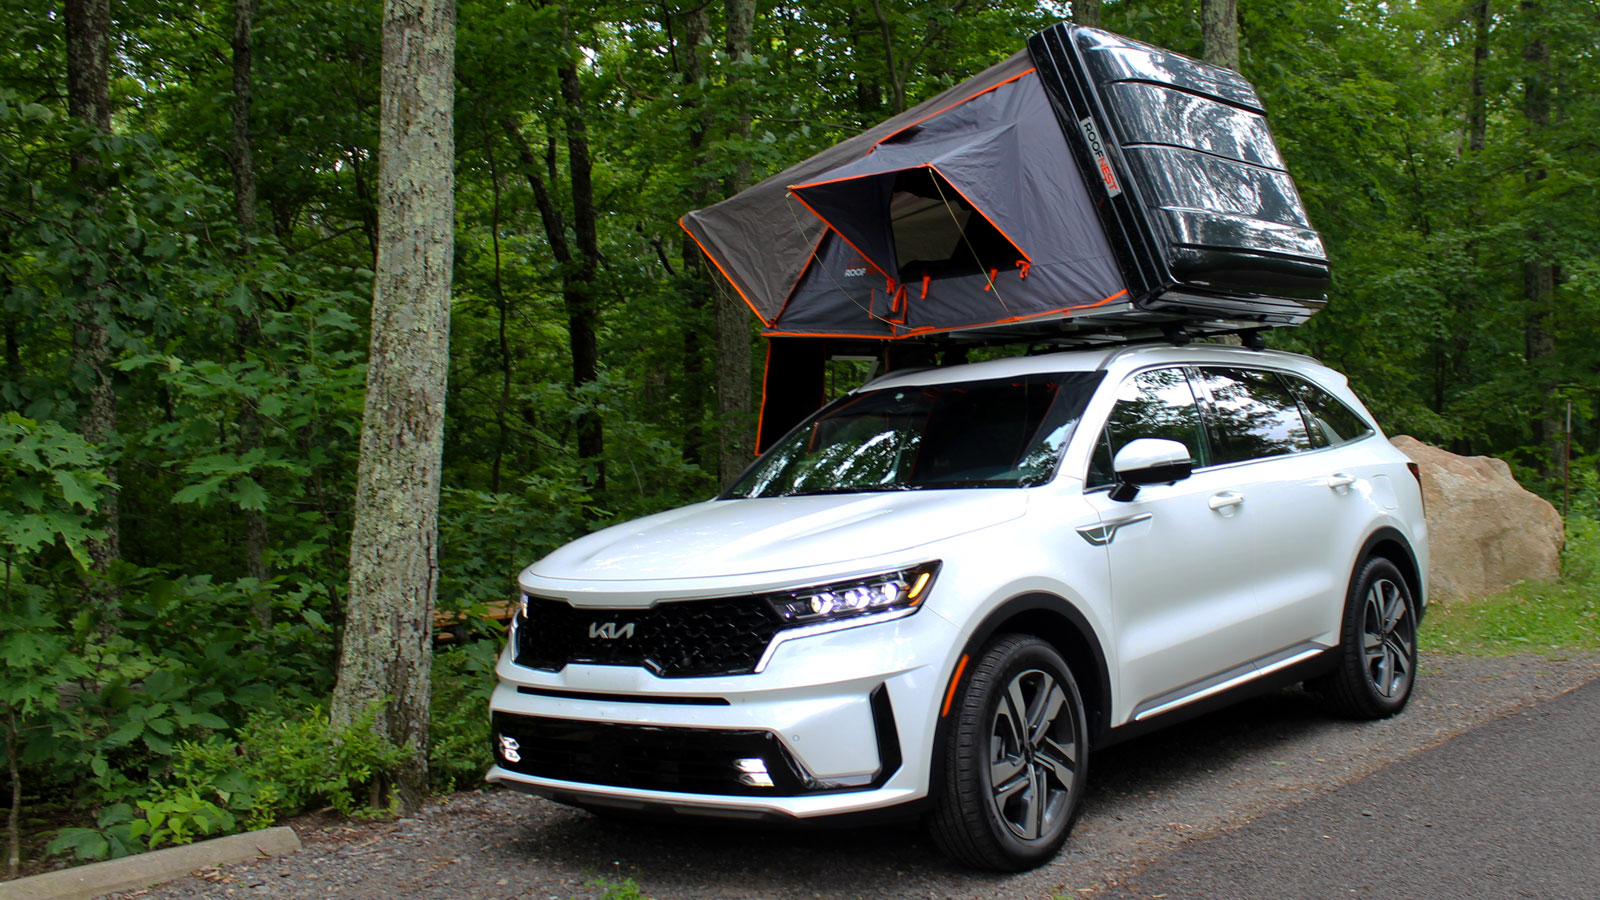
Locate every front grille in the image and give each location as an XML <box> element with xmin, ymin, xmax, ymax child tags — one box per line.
<box><xmin>514</xmin><ymin>594</ymin><xmax>782</xmax><ymax>678</ymax></box>
<box><xmin>491</xmin><ymin>712</ymin><xmax>809</xmax><ymax>795</ymax></box>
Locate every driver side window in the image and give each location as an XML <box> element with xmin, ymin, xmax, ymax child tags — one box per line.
<box><xmin>1086</xmin><ymin>367</ymin><xmax>1207</xmax><ymax>487</ymax></box>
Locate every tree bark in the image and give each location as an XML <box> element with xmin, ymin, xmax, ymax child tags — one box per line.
<box><xmin>329</xmin><ymin>0</ymin><xmax>455</xmax><ymax>812</ymax></box>
<box><xmin>501</xmin><ymin>113</ymin><xmax>605</xmax><ymax>496</ymax></box>
<box><xmin>231</xmin><ymin>0</ymin><xmax>271</xmax><ymax>617</ymax></box>
<box><xmin>556</xmin><ymin>50</ymin><xmax>605</xmax><ymax>493</ymax></box>
<box><xmin>716</xmin><ymin>0</ymin><xmax>757</xmax><ymax>487</ymax></box>
<box><xmin>677</xmin><ymin>3</ymin><xmax>713</xmax><ymax>470</ymax></box>
<box><xmin>65</xmin><ymin>0</ymin><xmax>120</xmax><ymax>574</ymax></box>
<box><xmin>1201</xmin><ymin>0</ymin><xmax>1241</xmax><ymax>72</ymax></box>
<box><xmin>1467</xmin><ymin>0</ymin><xmax>1490</xmax><ymax>154</ymax></box>
<box><xmin>1520</xmin><ymin>0</ymin><xmax>1559</xmax><ymax>477</ymax></box>
<box><xmin>1074</xmin><ymin>0</ymin><xmax>1101</xmax><ymax>28</ymax></box>
<box><xmin>6</xmin><ymin>709</ymin><xmax>19</xmax><ymax>879</ymax></box>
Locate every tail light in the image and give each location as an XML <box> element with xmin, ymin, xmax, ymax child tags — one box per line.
<box><xmin>1407</xmin><ymin>461</ymin><xmax>1424</xmax><ymax>513</ymax></box>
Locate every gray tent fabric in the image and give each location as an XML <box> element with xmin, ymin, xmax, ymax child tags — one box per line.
<box><xmin>680</xmin><ymin>51</ymin><xmax>1128</xmax><ymax>340</ymax></box>
<box><xmin>680</xmin><ymin>52</ymin><xmax>1036</xmax><ymax>327</ymax></box>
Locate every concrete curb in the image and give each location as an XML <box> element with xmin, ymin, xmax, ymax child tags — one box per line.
<box><xmin>0</xmin><ymin>826</ymin><xmax>301</xmax><ymax>900</ymax></box>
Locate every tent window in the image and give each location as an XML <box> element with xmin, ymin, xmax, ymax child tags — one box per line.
<box><xmin>890</xmin><ymin>168</ymin><xmax>1021</xmax><ymax>283</ymax></box>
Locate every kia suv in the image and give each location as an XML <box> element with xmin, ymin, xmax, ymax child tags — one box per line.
<box><xmin>486</xmin><ymin>343</ymin><xmax>1427</xmax><ymax>871</ymax></box>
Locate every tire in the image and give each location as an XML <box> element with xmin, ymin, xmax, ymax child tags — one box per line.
<box><xmin>928</xmin><ymin>634</ymin><xmax>1089</xmax><ymax>871</ymax></box>
<box><xmin>1311</xmin><ymin>556</ymin><xmax>1419</xmax><ymax>719</ymax></box>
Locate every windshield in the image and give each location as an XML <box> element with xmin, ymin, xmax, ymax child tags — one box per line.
<box><xmin>725</xmin><ymin>371</ymin><xmax>1105</xmax><ymax>498</ymax></box>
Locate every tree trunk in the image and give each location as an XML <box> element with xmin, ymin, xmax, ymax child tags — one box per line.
<box><xmin>556</xmin><ymin>51</ymin><xmax>605</xmax><ymax>493</ymax></box>
<box><xmin>716</xmin><ymin>0</ymin><xmax>757</xmax><ymax>487</ymax></box>
<box><xmin>1468</xmin><ymin>0</ymin><xmax>1490</xmax><ymax>153</ymax></box>
<box><xmin>232</xmin><ymin>0</ymin><xmax>271</xmax><ymax>618</ymax></box>
<box><xmin>6</xmin><ymin>708</ymin><xmax>19</xmax><ymax>879</ymax></box>
<box><xmin>677</xmin><ymin>3</ymin><xmax>712</xmax><ymax>470</ymax></box>
<box><xmin>65</xmin><ymin>0</ymin><xmax>120</xmax><ymax>574</ymax></box>
<box><xmin>329</xmin><ymin>0</ymin><xmax>455</xmax><ymax>812</ymax></box>
<box><xmin>1074</xmin><ymin>0</ymin><xmax>1101</xmax><ymax>27</ymax></box>
<box><xmin>1201</xmin><ymin>0</ymin><xmax>1241</xmax><ymax>72</ymax></box>
<box><xmin>500</xmin><ymin>113</ymin><xmax>605</xmax><ymax>497</ymax></box>
<box><xmin>1520</xmin><ymin>0</ymin><xmax>1560</xmax><ymax>477</ymax></box>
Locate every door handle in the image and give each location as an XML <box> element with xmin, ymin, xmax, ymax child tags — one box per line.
<box><xmin>1327</xmin><ymin>473</ymin><xmax>1357</xmax><ymax>490</ymax></box>
<box><xmin>1208</xmin><ymin>491</ymin><xmax>1245</xmax><ymax>511</ymax></box>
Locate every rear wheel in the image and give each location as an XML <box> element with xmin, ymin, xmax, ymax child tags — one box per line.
<box><xmin>928</xmin><ymin>634</ymin><xmax>1088</xmax><ymax>871</ymax></box>
<box><xmin>1312</xmin><ymin>556</ymin><xmax>1418</xmax><ymax>719</ymax></box>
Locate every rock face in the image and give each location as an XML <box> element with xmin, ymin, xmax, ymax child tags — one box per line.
<box><xmin>1391</xmin><ymin>436</ymin><xmax>1564</xmax><ymax>603</ymax></box>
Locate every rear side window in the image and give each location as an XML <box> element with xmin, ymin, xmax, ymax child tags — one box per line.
<box><xmin>1087</xmin><ymin>367</ymin><xmax>1207</xmax><ymax>487</ymax></box>
<box><xmin>1196</xmin><ymin>367</ymin><xmax>1313</xmax><ymax>464</ymax></box>
<box><xmin>1285</xmin><ymin>374</ymin><xmax>1374</xmax><ymax>447</ymax></box>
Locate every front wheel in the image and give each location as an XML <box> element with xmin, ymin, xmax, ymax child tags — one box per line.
<box><xmin>928</xmin><ymin>634</ymin><xmax>1088</xmax><ymax>871</ymax></box>
<box><xmin>1311</xmin><ymin>555</ymin><xmax>1419</xmax><ymax>719</ymax></box>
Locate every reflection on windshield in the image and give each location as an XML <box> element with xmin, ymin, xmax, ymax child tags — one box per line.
<box><xmin>726</xmin><ymin>371</ymin><xmax>1105</xmax><ymax>498</ymax></box>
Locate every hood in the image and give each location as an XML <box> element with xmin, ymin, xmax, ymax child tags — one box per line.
<box><xmin>529</xmin><ymin>490</ymin><xmax>1028</xmax><ymax>582</ymax></box>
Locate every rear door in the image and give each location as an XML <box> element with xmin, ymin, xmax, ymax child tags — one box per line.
<box><xmin>1190</xmin><ymin>366</ymin><xmax>1363</xmax><ymax>657</ymax></box>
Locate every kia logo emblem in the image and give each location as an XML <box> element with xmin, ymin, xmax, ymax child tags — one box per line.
<box><xmin>589</xmin><ymin>621</ymin><xmax>636</xmax><ymax>640</ymax></box>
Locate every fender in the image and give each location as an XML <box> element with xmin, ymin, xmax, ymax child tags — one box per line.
<box><xmin>928</xmin><ymin>591</ymin><xmax>1115</xmax><ymax>799</ymax></box>
<box><xmin>1356</xmin><ymin>525</ymin><xmax>1425</xmax><ymax>617</ymax></box>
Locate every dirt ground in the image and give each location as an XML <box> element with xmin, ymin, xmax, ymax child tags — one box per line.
<box><xmin>108</xmin><ymin>652</ymin><xmax>1600</xmax><ymax>900</ymax></box>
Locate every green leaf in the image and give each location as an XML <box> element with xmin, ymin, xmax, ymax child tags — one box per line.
<box><xmin>229</xmin><ymin>477</ymin><xmax>268</xmax><ymax>511</ymax></box>
<box><xmin>53</xmin><ymin>469</ymin><xmax>99</xmax><ymax>509</ymax></box>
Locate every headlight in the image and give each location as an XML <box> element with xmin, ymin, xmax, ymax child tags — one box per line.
<box><xmin>768</xmin><ymin>561</ymin><xmax>940</xmax><ymax>625</ymax></box>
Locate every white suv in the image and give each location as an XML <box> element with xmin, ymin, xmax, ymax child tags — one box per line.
<box><xmin>486</xmin><ymin>343</ymin><xmax>1427</xmax><ymax>871</ymax></box>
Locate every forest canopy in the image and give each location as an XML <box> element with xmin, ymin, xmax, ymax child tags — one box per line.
<box><xmin>2</xmin><ymin>0</ymin><xmax>1598</xmax><ymax>870</ymax></box>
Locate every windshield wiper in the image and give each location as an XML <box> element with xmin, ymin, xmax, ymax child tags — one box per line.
<box><xmin>778</xmin><ymin>484</ymin><xmax>916</xmax><ymax>497</ymax></box>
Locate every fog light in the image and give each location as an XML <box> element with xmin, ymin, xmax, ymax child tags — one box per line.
<box><xmin>734</xmin><ymin>757</ymin><xmax>773</xmax><ymax>788</ymax></box>
<box><xmin>499</xmin><ymin>734</ymin><xmax>521</xmax><ymax>764</ymax></box>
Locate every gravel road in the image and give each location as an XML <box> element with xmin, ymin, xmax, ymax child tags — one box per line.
<box><xmin>115</xmin><ymin>653</ymin><xmax>1600</xmax><ymax>900</ymax></box>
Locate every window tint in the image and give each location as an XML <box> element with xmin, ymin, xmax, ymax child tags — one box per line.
<box><xmin>727</xmin><ymin>372</ymin><xmax>1104</xmax><ymax>498</ymax></box>
<box><xmin>1197</xmin><ymin>367</ymin><xmax>1313</xmax><ymax>464</ymax></box>
<box><xmin>1285</xmin><ymin>374</ymin><xmax>1373</xmax><ymax>447</ymax></box>
<box><xmin>1087</xmin><ymin>367</ymin><xmax>1206</xmax><ymax>487</ymax></box>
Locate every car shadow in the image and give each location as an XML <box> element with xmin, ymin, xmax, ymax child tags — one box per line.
<box><xmin>506</xmin><ymin>687</ymin><xmax>1348</xmax><ymax>897</ymax></box>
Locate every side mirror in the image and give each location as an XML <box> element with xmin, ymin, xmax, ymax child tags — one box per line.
<box><xmin>1110</xmin><ymin>438</ymin><xmax>1195</xmax><ymax>502</ymax></box>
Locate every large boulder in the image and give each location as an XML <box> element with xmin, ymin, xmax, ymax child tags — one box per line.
<box><xmin>1391</xmin><ymin>435</ymin><xmax>1564</xmax><ymax>603</ymax></box>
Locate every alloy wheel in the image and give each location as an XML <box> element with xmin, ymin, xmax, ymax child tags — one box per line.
<box><xmin>987</xmin><ymin>668</ymin><xmax>1079</xmax><ymax>840</ymax></box>
<box><xmin>1362</xmin><ymin>577</ymin><xmax>1414</xmax><ymax>699</ymax></box>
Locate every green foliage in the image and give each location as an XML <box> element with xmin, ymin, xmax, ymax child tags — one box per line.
<box><xmin>4</xmin><ymin>0</ymin><xmax>1600</xmax><ymax>875</ymax></box>
<box><xmin>165</xmin><ymin>704</ymin><xmax>405</xmax><ymax>833</ymax></box>
<box><xmin>428</xmin><ymin>641</ymin><xmax>499</xmax><ymax>792</ymax></box>
<box><xmin>580</xmin><ymin>878</ymin><xmax>655</xmax><ymax>900</ymax></box>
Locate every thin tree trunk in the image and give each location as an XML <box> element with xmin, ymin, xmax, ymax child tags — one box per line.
<box><xmin>329</xmin><ymin>0</ymin><xmax>455</xmax><ymax>812</ymax></box>
<box><xmin>232</xmin><ymin>0</ymin><xmax>271</xmax><ymax>617</ymax></box>
<box><xmin>501</xmin><ymin>114</ymin><xmax>604</xmax><ymax>497</ymax></box>
<box><xmin>556</xmin><ymin>49</ymin><xmax>605</xmax><ymax>494</ymax></box>
<box><xmin>677</xmin><ymin>3</ymin><xmax>712</xmax><ymax>470</ymax></box>
<box><xmin>6</xmin><ymin>707</ymin><xmax>19</xmax><ymax>879</ymax></box>
<box><xmin>482</xmin><ymin>135</ymin><xmax>512</xmax><ymax>494</ymax></box>
<box><xmin>1074</xmin><ymin>0</ymin><xmax>1101</xmax><ymax>27</ymax></box>
<box><xmin>1201</xmin><ymin>0</ymin><xmax>1241</xmax><ymax>72</ymax></box>
<box><xmin>1521</xmin><ymin>0</ymin><xmax>1560</xmax><ymax>477</ymax></box>
<box><xmin>1468</xmin><ymin>0</ymin><xmax>1490</xmax><ymax>153</ymax></box>
<box><xmin>65</xmin><ymin>0</ymin><xmax>120</xmax><ymax>574</ymax></box>
<box><xmin>716</xmin><ymin>0</ymin><xmax>757</xmax><ymax>487</ymax></box>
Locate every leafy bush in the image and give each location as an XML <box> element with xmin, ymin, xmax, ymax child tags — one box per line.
<box><xmin>163</xmin><ymin>703</ymin><xmax>407</xmax><ymax>832</ymax></box>
<box><xmin>429</xmin><ymin>640</ymin><xmax>500</xmax><ymax>792</ymax></box>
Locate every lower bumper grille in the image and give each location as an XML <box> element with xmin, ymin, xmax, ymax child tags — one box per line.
<box><xmin>491</xmin><ymin>712</ymin><xmax>808</xmax><ymax>795</ymax></box>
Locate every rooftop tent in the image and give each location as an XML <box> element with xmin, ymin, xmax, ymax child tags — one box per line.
<box><xmin>679</xmin><ymin>24</ymin><xmax>1332</xmax><ymax>450</ymax></box>
<box><xmin>680</xmin><ymin>26</ymin><xmax>1330</xmax><ymax>343</ymax></box>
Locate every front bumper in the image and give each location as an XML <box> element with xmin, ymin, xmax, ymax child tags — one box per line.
<box><xmin>485</xmin><ymin>602</ymin><xmax>960</xmax><ymax>819</ymax></box>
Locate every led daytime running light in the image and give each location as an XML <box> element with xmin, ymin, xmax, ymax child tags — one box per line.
<box><xmin>768</xmin><ymin>562</ymin><xmax>941</xmax><ymax>626</ymax></box>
